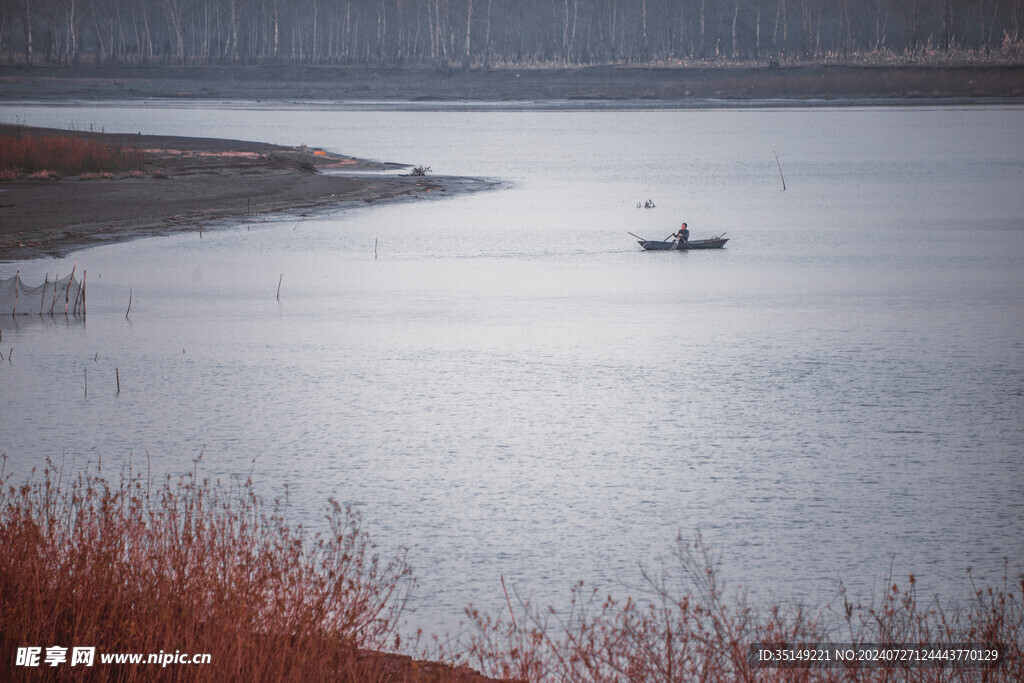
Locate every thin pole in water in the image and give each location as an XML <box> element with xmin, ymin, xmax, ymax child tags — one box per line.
<box><xmin>116</xmin><ymin>368</ymin><xmax>120</xmax><ymax>395</ymax></box>
<box><xmin>50</xmin><ymin>272</ymin><xmax>59</xmax><ymax>315</ymax></box>
<box><xmin>774</xmin><ymin>150</ymin><xmax>787</xmax><ymax>191</ymax></box>
<box><xmin>277</xmin><ymin>274</ymin><xmax>283</xmax><ymax>301</ymax></box>
<box><xmin>74</xmin><ymin>270</ymin><xmax>86</xmax><ymax>317</ymax></box>
<box><xmin>84</xmin><ymin>368</ymin><xmax>88</xmax><ymax>398</ymax></box>
<box><xmin>66</xmin><ymin>263</ymin><xmax>77</xmax><ymax>315</ymax></box>
<box><xmin>126</xmin><ymin>288</ymin><xmax>133</xmax><ymax>320</ymax></box>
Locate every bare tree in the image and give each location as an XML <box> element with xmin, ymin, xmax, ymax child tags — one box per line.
<box><xmin>731</xmin><ymin>0</ymin><xmax>739</xmax><ymax>58</ymax></box>
<box><xmin>23</xmin><ymin>0</ymin><xmax>34</xmax><ymax>64</ymax></box>
<box><xmin>464</xmin><ymin>0</ymin><xmax>472</xmax><ymax>65</ymax></box>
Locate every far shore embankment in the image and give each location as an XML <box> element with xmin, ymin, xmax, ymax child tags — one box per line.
<box><xmin>2</xmin><ymin>63</ymin><xmax>1024</xmax><ymax>102</ymax></box>
<box><xmin>0</xmin><ymin>124</ymin><xmax>494</xmax><ymax>261</ymax></box>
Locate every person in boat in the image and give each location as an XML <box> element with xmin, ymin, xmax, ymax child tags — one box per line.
<box><xmin>673</xmin><ymin>223</ymin><xmax>690</xmax><ymax>246</ymax></box>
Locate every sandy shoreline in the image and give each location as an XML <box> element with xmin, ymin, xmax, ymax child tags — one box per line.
<box><xmin>0</xmin><ymin>124</ymin><xmax>496</xmax><ymax>261</ymax></box>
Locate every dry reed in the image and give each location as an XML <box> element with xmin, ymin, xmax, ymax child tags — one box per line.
<box><xmin>0</xmin><ymin>134</ymin><xmax>144</xmax><ymax>178</ymax></box>
<box><xmin>0</xmin><ymin>456</ymin><xmax>416</xmax><ymax>681</ymax></box>
<box><xmin>458</xmin><ymin>533</ymin><xmax>1022</xmax><ymax>682</ymax></box>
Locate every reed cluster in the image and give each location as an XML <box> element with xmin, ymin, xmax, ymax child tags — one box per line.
<box><xmin>0</xmin><ymin>457</ymin><xmax>415</xmax><ymax>681</ymax></box>
<box><xmin>0</xmin><ymin>134</ymin><xmax>144</xmax><ymax>178</ymax></box>
<box><xmin>459</xmin><ymin>534</ymin><xmax>1023</xmax><ymax>682</ymax></box>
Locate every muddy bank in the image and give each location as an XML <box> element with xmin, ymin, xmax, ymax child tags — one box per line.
<box><xmin>2</xmin><ymin>63</ymin><xmax>1024</xmax><ymax>102</ymax></box>
<box><xmin>0</xmin><ymin>124</ymin><xmax>494</xmax><ymax>260</ymax></box>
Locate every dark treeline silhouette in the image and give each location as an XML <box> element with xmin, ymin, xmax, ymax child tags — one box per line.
<box><xmin>2</xmin><ymin>0</ymin><xmax>1023</xmax><ymax>67</ymax></box>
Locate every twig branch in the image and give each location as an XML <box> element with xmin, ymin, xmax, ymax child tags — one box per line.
<box><xmin>774</xmin><ymin>150</ymin><xmax>787</xmax><ymax>191</ymax></box>
<box><xmin>501</xmin><ymin>575</ymin><xmax>517</xmax><ymax>631</ymax></box>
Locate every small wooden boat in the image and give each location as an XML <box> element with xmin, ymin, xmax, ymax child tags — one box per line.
<box><xmin>629</xmin><ymin>232</ymin><xmax>729</xmax><ymax>251</ymax></box>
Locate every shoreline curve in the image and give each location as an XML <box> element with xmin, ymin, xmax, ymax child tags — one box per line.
<box><xmin>0</xmin><ymin>123</ymin><xmax>497</xmax><ymax>261</ymax></box>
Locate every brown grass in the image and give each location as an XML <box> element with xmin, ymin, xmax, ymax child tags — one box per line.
<box><xmin>0</xmin><ymin>456</ymin><xmax>419</xmax><ymax>681</ymax></box>
<box><xmin>0</xmin><ymin>134</ymin><xmax>144</xmax><ymax>178</ymax></box>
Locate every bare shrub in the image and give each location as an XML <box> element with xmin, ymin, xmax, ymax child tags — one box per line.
<box><xmin>462</xmin><ymin>533</ymin><xmax>1022</xmax><ymax>682</ymax></box>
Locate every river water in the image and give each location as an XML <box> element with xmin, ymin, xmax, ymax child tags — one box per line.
<box><xmin>1</xmin><ymin>102</ymin><xmax>1023</xmax><ymax>639</ymax></box>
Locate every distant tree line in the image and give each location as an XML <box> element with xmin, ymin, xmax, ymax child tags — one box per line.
<box><xmin>2</xmin><ymin>0</ymin><xmax>1022</xmax><ymax>67</ymax></box>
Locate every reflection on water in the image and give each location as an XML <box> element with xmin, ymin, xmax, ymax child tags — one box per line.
<box><xmin>1</xmin><ymin>104</ymin><xmax>1023</xmax><ymax>637</ymax></box>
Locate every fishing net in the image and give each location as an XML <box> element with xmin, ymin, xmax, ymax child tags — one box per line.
<box><xmin>0</xmin><ymin>269</ymin><xmax>85</xmax><ymax>316</ymax></box>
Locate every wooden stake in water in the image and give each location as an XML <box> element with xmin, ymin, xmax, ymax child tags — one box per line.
<box><xmin>126</xmin><ymin>288</ymin><xmax>133</xmax><ymax>320</ymax></box>
<box><xmin>774</xmin><ymin>150</ymin><xmax>787</xmax><ymax>191</ymax></box>
<box><xmin>375</xmin><ymin>238</ymin><xmax>378</xmax><ymax>260</ymax></box>
<box><xmin>40</xmin><ymin>274</ymin><xmax>47</xmax><ymax>314</ymax></box>
<box><xmin>12</xmin><ymin>267</ymin><xmax>19</xmax><ymax>316</ymax></box>
<box><xmin>277</xmin><ymin>274</ymin><xmax>283</xmax><ymax>301</ymax></box>
<box><xmin>50</xmin><ymin>272</ymin><xmax>59</xmax><ymax>315</ymax></box>
<box><xmin>116</xmin><ymin>368</ymin><xmax>120</xmax><ymax>395</ymax></box>
<box><xmin>73</xmin><ymin>270</ymin><xmax>86</xmax><ymax>317</ymax></box>
<box><xmin>66</xmin><ymin>262</ymin><xmax>77</xmax><ymax>315</ymax></box>
<box><xmin>84</xmin><ymin>368</ymin><xmax>88</xmax><ymax>397</ymax></box>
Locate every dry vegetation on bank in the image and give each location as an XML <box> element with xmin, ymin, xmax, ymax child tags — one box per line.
<box><xmin>1</xmin><ymin>458</ymin><xmax>1021</xmax><ymax>681</ymax></box>
<box><xmin>0</xmin><ymin>133</ymin><xmax>144</xmax><ymax>180</ymax></box>
<box><xmin>0</xmin><ymin>457</ymin><xmax>431</xmax><ymax>681</ymax></box>
<box><xmin>459</xmin><ymin>536</ymin><xmax>1023</xmax><ymax>681</ymax></box>
<box><xmin>0</xmin><ymin>125</ymin><xmax>469</xmax><ymax>261</ymax></box>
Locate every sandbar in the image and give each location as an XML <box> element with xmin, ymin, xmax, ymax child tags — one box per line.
<box><xmin>0</xmin><ymin>123</ymin><xmax>493</xmax><ymax>260</ymax></box>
